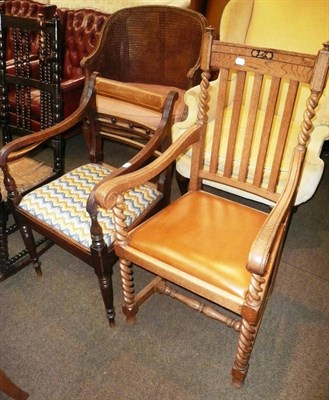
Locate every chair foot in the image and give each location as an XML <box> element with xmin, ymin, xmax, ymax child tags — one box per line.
<box><xmin>108</xmin><ymin>320</ymin><xmax>115</xmax><ymax>328</ymax></box>
<box><xmin>106</xmin><ymin>309</ymin><xmax>116</xmax><ymax>328</ymax></box>
<box><xmin>122</xmin><ymin>304</ymin><xmax>138</xmax><ymax>325</ymax></box>
<box><xmin>231</xmin><ymin>367</ymin><xmax>247</xmax><ymax>388</ymax></box>
<box><xmin>126</xmin><ymin>315</ymin><xmax>137</xmax><ymax>325</ymax></box>
<box><xmin>34</xmin><ymin>265</ymin><xmax>42</xmax><ymax>277</ymax></box>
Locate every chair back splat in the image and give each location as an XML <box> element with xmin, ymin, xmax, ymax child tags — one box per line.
<box><xmin>173</xmin><ymin>0</ymin><xmax>329</xmax><ymax>206</ymax></box>
<box><xmin>99</xmin><ymin>30</ymin><xmax>329</xmax><ymax>388</ymax></box>
<box><xmin>190</xmin><ymin>33</ymin><xmax>327</xmax><ymax>204</ymax></box>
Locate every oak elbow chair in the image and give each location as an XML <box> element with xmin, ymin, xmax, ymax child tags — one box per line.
<box><xmin>173</xmin><ymin>0</ymin><xmax>329</xmax><ymax>205</ymax></box>
<box><xmin>0</xmin><ymin>72</ymin><xmax>178</xmax><ymax>326</ymax></box>
<box><xmin>94</xmin><ymin>32</ymin><xmax>329</xmax><ymax>386</ymax></box>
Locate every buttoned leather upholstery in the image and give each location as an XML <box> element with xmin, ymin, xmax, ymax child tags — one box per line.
<box><xmin>57</xmin><ymin>8</ymin><xmax>109</xmax><ymax>120</ymax></box>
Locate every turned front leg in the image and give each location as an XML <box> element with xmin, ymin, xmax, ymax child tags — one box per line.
<box><xmin>120</xmin><ymin>258</ymin><xmax>138</xmax><ymax>324</ymax></box>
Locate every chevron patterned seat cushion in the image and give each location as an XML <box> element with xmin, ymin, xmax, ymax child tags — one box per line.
<box><xmin>18</xmin><ymin>163</ymin><xmax>162</xmax><ymax>249</ymax></box>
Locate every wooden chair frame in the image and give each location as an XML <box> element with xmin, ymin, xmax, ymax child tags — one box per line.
<box><xmin>0</xmin><ymin>72</ymin><xmax>178</xmax><ymax>325</ymax></box>
<box><xmin>89</xmin><ymin>30</ymin><xmax>329</xmax><ymax>386</ymax></box>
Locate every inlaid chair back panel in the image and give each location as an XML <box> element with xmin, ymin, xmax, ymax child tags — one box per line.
<box><xmin>190</xmin><ymin>40</ymin><xmax>318</xmax><ymax>204</ymax></box>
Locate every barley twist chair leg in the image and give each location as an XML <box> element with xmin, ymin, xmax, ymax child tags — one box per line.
<box><xmin>231</xmin><ymin>318</ymin><xmax>258</xmax><ymax>387</ymax></box>
<box><xmin>120</xmin><ymin>258</ymin><xmax>138</xmax><ymax>325</ymax></box>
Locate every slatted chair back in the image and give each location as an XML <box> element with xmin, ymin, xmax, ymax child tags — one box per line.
<box><xmin>189</xmin><ymin>32</ymin><xmax>329</xmax><ymax>206</ymax></box>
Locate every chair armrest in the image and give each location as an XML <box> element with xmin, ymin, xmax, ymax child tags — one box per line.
<box><xmin>106</xmin><ymin>91</ymin><xmax>179</xmax><ymax>176</ymax></box>
<box><xmin>93</xmin><ymin>124</ymin><xmax>203</xmax><ymax>210</ymax></box>
<box><xmin>247</xmin><ymin>148</ymin><xmax>305</xmax><ymax>276</ymax></box>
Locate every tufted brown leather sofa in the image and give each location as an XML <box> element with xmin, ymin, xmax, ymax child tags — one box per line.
<box><xmin>57</xmin><ymin>7</ymin><xmax>109</xmax><ymax>120</ymax></box>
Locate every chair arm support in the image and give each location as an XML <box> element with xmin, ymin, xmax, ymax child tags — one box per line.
<box><xmin>247</xmin><ymin>148</ymin><xmax>305</xmax><ymax>275</ymax></box>
<box><xmin>94</xmin><ymin>124</ymin><xmax>203</xmax><ymax>210</ymax></box>
<box><xmin>0</xmin><ymin>72</ymin><xmax>97</xmax><ymax>166</ymax></box>
<box><xmin>85</xmin><ymin>87</ymin><xmax>178</xmax><ymax>216</ymax></box>
<box><xmin>109</xmin><ymin>90</ymin><xmax>179</xmax><ymax>175</ymax></box>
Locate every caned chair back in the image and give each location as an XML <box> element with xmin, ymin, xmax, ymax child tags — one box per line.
<box><xmin>83</xmin><ymin>5</ymin><xmax>207</xmax><ymax>90</ymax></box>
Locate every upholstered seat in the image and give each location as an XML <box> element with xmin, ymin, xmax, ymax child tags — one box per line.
<box><xmin>19</xmin><ymin>163</ymin><xmax>161</xmax><ymax>249</ymax></box>
<box><xmin>129</xmin><ymin>191</ymin><xmax>268</xmax><ymax>302</ymax></box>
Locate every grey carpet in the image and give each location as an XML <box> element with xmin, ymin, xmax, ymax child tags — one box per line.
<box><xmin>1</xmin><ymin>135</ymin><xmax>328</xmax><ymax>400</ymax></box>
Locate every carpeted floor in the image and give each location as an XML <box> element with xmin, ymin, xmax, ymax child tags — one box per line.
<box><xmin>1</xmin><ymin>134</ymin><xmax>328</xmax><ymax>400</ymax></box>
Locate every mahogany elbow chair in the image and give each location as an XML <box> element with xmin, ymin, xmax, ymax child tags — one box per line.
<box><xmin>94</xmin><ymin>31</ymin><xmax>329</xmax><ymax>386</ymax></box>
<box><xmin>0</xmin><ymin>72</ymin><xmax>178</xmax><ymax>326</ymax></box>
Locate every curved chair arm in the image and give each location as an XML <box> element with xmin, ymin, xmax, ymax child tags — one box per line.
<box><xmin>247</xmin><ymin>148</ymin><xmax>305</xmax><ymax>276</ymax></box>
<box><xmin>0</xmin><ymin>72</ymin><xmax>97</xmax><ymax>166</ymax></box>
<box><xmin>94</xmin><ymin>124</ymin><xmax>202</xmax><ymax>210</ymax></box>
<box><xmin>86</xmin><ymin>89</ymin><xmax>179</xmax><ymax>215</ymax></box>
<box><xmin>102</xmin><ymin>90</ymin><xmax>178</xmax><ymax>176</ymax></box>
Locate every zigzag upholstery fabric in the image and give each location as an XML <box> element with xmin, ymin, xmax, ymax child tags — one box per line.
<box><xmin>18</xmin><ymin>163</ymin><xmax>162</xmax><ymax>248</ymax></box>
